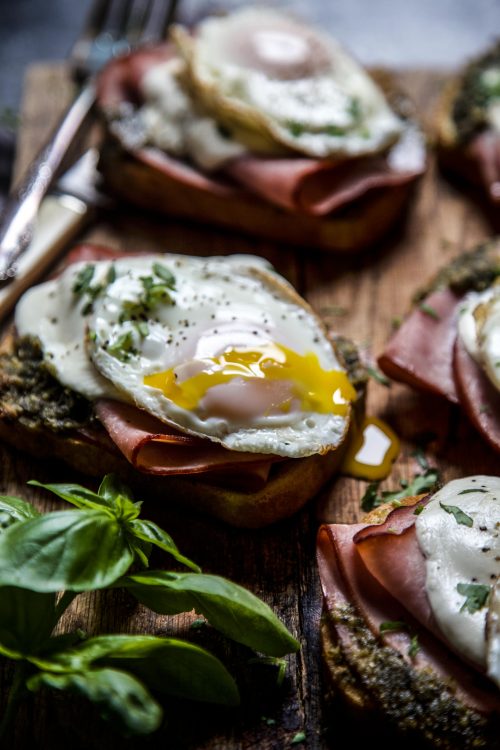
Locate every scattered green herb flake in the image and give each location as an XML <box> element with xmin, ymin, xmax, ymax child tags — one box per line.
<box><xmin>106</xmin><ymin>264</ymin><xmax>116</xmax><ymax>285</ymax></box>
<box><xmin>88</xmin><ymin>330</ymin><xmax>97</xmax><ymax>342</ymax></box>
<box><xmin>457</xmin><ymin>582</ymin><xmax>491</xmax><ymax>614</ymax></box>
<box><xmin>190</xmin><ymin>618</ymin><xmax>206</xmax><ymax>630</ymax></box>
<box><xmin>391</xmin><ymin>315</ymin><xmax>402</xmax><ymax>330</ymax></box>
<box><xmin>413</xmin><ymin>505</ymin><xmax>425</xmax><ymax>515</ymax></box>
<box><xmin>107</xmin><ymin>332</ymin><xmax>137</xmax><ymax>362</ymax></box>
<box><xmin>439</xmin><ymin>502</ymin><xmax>474</xmax><ymax>527</ymax></box>
<box><xmin>458</xmin><ymin>488</ymin><xmax>487</xmax><ymax>495</ymax></box>
<box><xmin>153</xmin><ymin>263</ymin><xmax>176</xmax><ymax>289</ymax></box>
<box><xmin>136</xmin><ymin>321</ymin><xmax>149</xmax><ymax>338</ymax></box>
<box><xmin>419</xmin><ymin>302</ymin><xmax>441</xmax><ymax>320</ymax></box>
<box><xmin>379</xmin><ymin>620</ymin><xmax>408</xmax><ymax>633</ymax></box>
<box><xmin>408</xmin><ymin>634</ymin><xmax>420</xmax><ymax>659</ymax></box>
<box><xmin>325</xmin><ymin>124</ymin><xmax>346</xmax><ymax>136</ymax></box>
<box><xmin>291</xmin><ymin>731</ymin><xmax>306</xmax><ymax>745</ymax></box>
<box><xmin>366</xmin><ymin>366</ymin><xmax>391</xmax><ymax>387</ymax></box>
<box><xmin>361</xmin><ymin>468</ymin><xmax>439</xmax><ymax>512</ymax></box>
<box><xmin>411</xmin><ymin>447</ymin><xmax>429</xmax><ymax>471</ymax></box>
<box><xmin>348</xmin><ymin>97</ymin><xmax>361</xmax><ymax>121</ymax></box>
<box><xmin>479</xmin><ymin>404</ymin><xmax>492</xmax><ymax>414</ymax></box>
<box><xmin>287</xmin><ymin>121</ymin><xmax>304</xmax><ymax>137</ymax></box>
<box><xmin>72</xmin><ymin>264</ymin><xmax>95</xmax><ymax>297</ymax></box>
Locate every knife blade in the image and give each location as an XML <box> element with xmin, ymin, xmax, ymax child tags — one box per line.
<box><xmin>0</xmin><ymin>148</ymin><xmax>111</xmax><ymax>321</ymax></box>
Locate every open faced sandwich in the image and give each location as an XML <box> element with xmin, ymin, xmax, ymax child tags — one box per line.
<box><xmin>379</xmin><ymin>237</ymin><xmax>500</xmax><ymax>453</ymax></box>
<box><xmin>318</xmin><ymin>476</ymin><xmax>500</xmax><ymax>748</ymax></box>
<box><xmin>437</xmin><ymin>41</ymin><xmax>500</xmax><ymax>205</ymax></box>
<box><xmin>0</xmin><ymin>244</ymin><xmax>366</xmax><ymax>527</ymax></box>
<box><xmin>96</xmin><ymin>7</ymin><xmax>426</xmax><ymax>252</ymax></box>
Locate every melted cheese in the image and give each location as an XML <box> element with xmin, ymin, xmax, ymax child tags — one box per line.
<box><xmin>415</xmin><ymin>476</ymin><xmax>500</xmax><ymax>669</ymax></box>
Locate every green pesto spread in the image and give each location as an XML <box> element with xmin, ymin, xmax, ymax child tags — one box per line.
<box><xmin>0</xmin><ymin>336</ymin><xmax>95</xmax><ymax>433</ymax></box>
<box><xmin>414</xmin><ymin>238</ymin><xmax>500</xmax><ymax>303</ymax></box>
<box><xmin>452</xmin><ymin>40</ymin><xmax>500</xmax><ymax>144</ymax></box>
<box><xmin>321</xmin><ymin>606</ymin><xmax>497</xmax><ymax>749</ymax></box>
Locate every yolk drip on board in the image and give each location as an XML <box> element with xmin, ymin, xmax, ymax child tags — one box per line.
<box><xmin>341</xmin><ymin>416</ymin><xmax>400</xmax><ymax>480</ymax></box>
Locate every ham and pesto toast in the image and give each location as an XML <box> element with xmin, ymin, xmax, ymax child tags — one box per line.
<box><xmin>317</xmin><ymin>477</ymin><xmax>500</xmax><ymax>749</ymax></box>
<box><xmin>95</xmin><ymin>8</ymin><xmax>426</xmax><ymax>253</ymax></box>
<box><xmin>0</xmin><ymin>243</ymin><xmax>367</xmax><ymax>528</ymax></box>
<box><xmin>378</xmin><ymin>237</ymin><xmax>500</xmax><ymax>453</ymax></box>
<box><xmin>437</xmin><ymin>41</ymin><xmax>500</xmax><ymax>204</ymax></box>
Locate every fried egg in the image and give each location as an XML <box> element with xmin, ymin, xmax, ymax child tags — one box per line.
<box><xmin>415</xmin><ymin>476</ymin><xmax>500</xmax><ymax>677</ymax></box>
<box><xmin>15</xmin><ymin>254</ymin><xmax>355</xmax><ymax>458</ymax></box>
<box><xmin>174</xmin><ymin>7</ymin><xmax>404</xmax><ymax>159</ymax></box>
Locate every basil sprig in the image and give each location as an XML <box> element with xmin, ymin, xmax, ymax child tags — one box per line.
<box><xmin>0</xmin><ymin>475</ymin><xmax>299</xmax><ymax>739</ymax></box>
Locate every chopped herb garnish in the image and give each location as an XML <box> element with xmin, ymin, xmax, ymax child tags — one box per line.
<box><xmin>408</xmin><ymin>634</ymin><xmax>420</xmax><ymax>659</ymax></box>
<box><xmin>106</xmin><ymin>264</ymin><xmax>116</xmax><ymax>285</ymax></box>
<box><xmin>439</xmin><ymin>502</ymin><xmax>473</xmax><ymax>527</ymax></box>
<box><xmin>413</xmin><ymin>505</ymin><xmax>425</xmax><ymax>515</ymax></box>
<box><xmin>190</xmin><ymin>618</ymin><xmax>206</xmax><ymax>630</ymax></box>
<box><xmin>457</xmin><ymin>582</ymin><xmax>490</xmax><ymax>614</ymax></box>
<box><xmin>391</xmin><ymin>315</ymin><xmax>402</xmax><ymax>330</ymax></box>
<box><xmin>107</xmin><ymin>332</ymin><xmax>137</xmax><ymax>362</ymax></box>
<box><xmin>153</xmin><ymin>262</ymin><xmax>176</xmax><ymax>289</ymax></box>
<box><xmin>458</xmin><ymin>488</ymin><xmax>487</xmax><ymax>495</ymax></box>
<box><xmin>325</xmin><ymin>124</ymin><xmax>346</xmax><ymax>136</ymax></box>
<box><xmin>361</xmin><ymin>467</ymin><xmax>439</xmax><ymax>512</ymax></box>
<box><xmin>411</xmin><ymin>446</ymin><xmax>430</xmax><ymax>471</ymax></box>
<box><xmin>136</xmin><ymin>321</ymin><xmax>149</xmax><ymax>338</ymax></box>
<box><xmin>379</xmin><ymin>620</ymin><xmax>408</xmax><ymax>633</ymax></box>
<box><xmin>366</xmin><ymin>366</ymin><xmax>390</xmax><ymax>387</ymax></box>
<box><xmin>72</xmin><ymin>264</ymin><xmax>95</xmax><ymax>296</ymax></box>
<box><xmin>287</xmin><ymin>121</ymin><xmax>304</xmax><ymax>137</ymax></box>
<box><xmin>291</xmin><ymin>731</ymin><xmax>306</xmax><ymax>745</ymax></box>
<box><xmin>418</xmin><ymin>302</ymin><xmax>441</xmax><ymax>320</ymax></box>
<box><xmin>88</xmin><ymin>330</ymin><xmax>97</xmax><ymax>342</ymax></box>
<box><xmin>480</xmin><ymin>404</ymin><xmax>492</xmax><ymax>414</ymax></box>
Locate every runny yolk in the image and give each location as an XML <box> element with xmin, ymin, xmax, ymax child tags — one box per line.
<box><xmin>143</xmin><ymin>343</ymin><xmax>356</xmax><ymax>416</ymax></box>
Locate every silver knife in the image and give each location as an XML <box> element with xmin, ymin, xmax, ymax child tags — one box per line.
<box><xmin>0</xmin><ymin>148</ymin><xmax>111</xmax><ymax>321</ymax></box>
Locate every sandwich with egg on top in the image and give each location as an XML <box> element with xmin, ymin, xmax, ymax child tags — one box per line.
<box><xmin>436</xmin><ymin>41</ymin><xmax>500</xmax><ymax>205</ymax></box>
<box><xmin>0</xmin><ymin>244</ymin><xmax>367</xmax><ymax>528</ymax></box>
<box><xmin>378</xmin><ymin>237</ymin><xmax>500</xmax><ymax>454</ymax></box>
<box><xmin>317</xmin><ymin>475</ymin><xmax>500</xmax><ymax>748</ymax></box>
<box><xmin>96</xmin><ymin>7</ymin><xmax>426</xmax><ymax>253</ymax></box>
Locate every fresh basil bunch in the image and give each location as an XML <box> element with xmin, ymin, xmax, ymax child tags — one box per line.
<box><xmin>0</xmin><ymin>476</ymin><xmax>299</xmax><ymax>738</ymax></box>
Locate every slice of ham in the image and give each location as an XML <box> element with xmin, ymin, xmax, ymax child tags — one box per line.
<box><xmin>378</xmin><ymin>286</ymin><xmax>462</xmax><ymax>403</ymax></box>
<box><xmin>453</xmin><ymin>337</ymin><xmax>500</xmax><ymax>453</ymax></box>
<box><xmin>318</xmin><ymin>514</ymin><xmax>500</xmax><ymax>713</ymax></box>
<box><xmin>96</xmin><ymin>44</ymin><xmax>425</xmax><ymax>218</ymax></box>
<box><xmin>95</xmin><ymin>400</ymin><xmax>277</xmax><ymax>490</ymax></box>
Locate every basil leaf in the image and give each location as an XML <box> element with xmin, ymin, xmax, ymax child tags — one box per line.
<box><xmin>122</xmin><ymin>571</ymin><xmax>300</xmax><ymax>657</ymax></box>
<box><xmin>439</xmin><ymin>502</ymin><xmax>474</xmax><ymax>527</ymax></box>
<box><xmin>0</xmin><ymin>510</ymin><xmax>133</xmax><ymax>592</ymax></box>
<box><xmin>0</xmin><ymin>587</ymin><xmax>57</xmax><ymax>658</ymax></box>
<box><xmin>0</xmin><ymin>495</ymin><xmax>40</xmax><ymax>534</ymax></box>
<box><xmin>27</xmin><ymin>668</ymin><xmax>162</xmax><ymax>735</ymax></box>
<box><xmin>35</xmin><ymin>634</ymin><xmax>240</xmax><ymax>706</ymax></box>
<box><xmin>28</xmin><ymin>481</ymin><xmax>112</xmax><ymax>513</ymax></box>
<box><xmin>127</xmin><ymin>519</ymin><xmax>200</xmax><ymax>573</ymax></box>
<box><xmin>152</xmin><ymin>262</ymin><xmax>176</xmax><ymax>288</ymax></box>
<box><xmin>457</xmin><ymin>582</ymin><xmax>491</xmax><ymax>614</ymax></box>
<box><xmin>98</xmin><ymin>474</ymin><xmax>137</xmax><ymax>507</ymax></box>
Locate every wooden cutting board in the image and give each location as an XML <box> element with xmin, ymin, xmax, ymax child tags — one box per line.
<box><xmin>2</xmin><ymin>63</ymin><xmax>499</xmax><ymax>749</ymax></box>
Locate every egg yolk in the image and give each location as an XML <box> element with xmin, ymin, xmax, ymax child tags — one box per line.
<box><xmin>144</xmin><ymin>343</ymin><xmax>356</xmax><ymax>416</ymax></box>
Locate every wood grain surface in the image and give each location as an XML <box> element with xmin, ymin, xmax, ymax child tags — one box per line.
<box><xmin>1</xmin><ymin>63</ymin><xmax>499</xmax><ymax>749</ymax></box>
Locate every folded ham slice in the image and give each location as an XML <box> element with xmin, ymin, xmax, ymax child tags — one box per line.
<box><xmin>95</xmin><ymin>399</ymin><xmax>277</xmax><ymax>490</ymax></box>
<box><xmin>378</xmin><ymin>287</ymin><xmax>461</xmax><ymax>403</ymax></box>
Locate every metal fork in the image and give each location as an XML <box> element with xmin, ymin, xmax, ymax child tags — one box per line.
<box><xmin>0</xmin><ymin>0</ymin><xmax>178</xmax><ymax>282</ymax></box>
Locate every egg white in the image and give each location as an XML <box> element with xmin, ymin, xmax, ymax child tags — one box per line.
<box><xmin>415</xmin><ymin>476</ymin><xmax>500</xmax><ymax>672</ymax></box>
